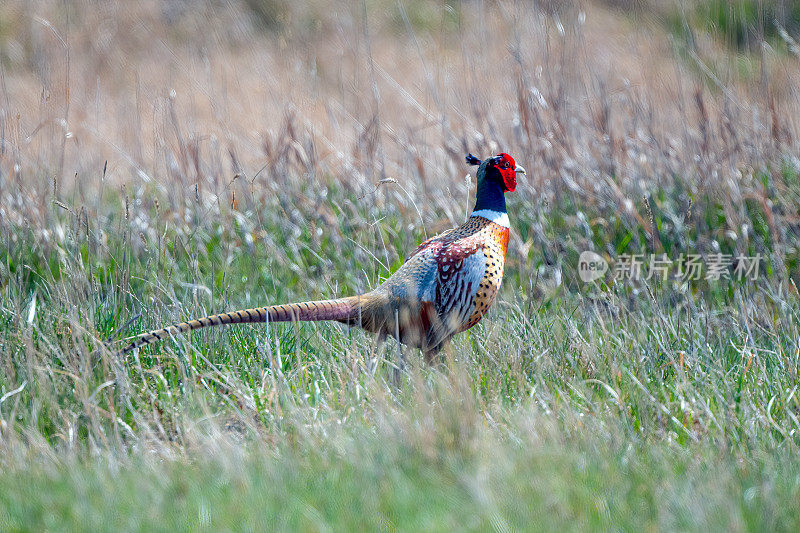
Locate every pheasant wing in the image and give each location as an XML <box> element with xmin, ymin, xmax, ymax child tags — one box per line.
<box><xmin>432</xmin><ymin>241</ymin><xmax>486</xmax><ymax>340</ymax></box>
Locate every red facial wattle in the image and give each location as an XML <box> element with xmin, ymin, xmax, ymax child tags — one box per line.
<box><xmin>496</xmin><ymin>153</ymin><xmax>517</xmax><ymax>192</ymax></box>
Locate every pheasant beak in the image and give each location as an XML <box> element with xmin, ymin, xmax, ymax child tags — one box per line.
<box><xmin>515</xmin><ymin>165</ymin><xmax>527</xmax><ymax>175</ymax></box>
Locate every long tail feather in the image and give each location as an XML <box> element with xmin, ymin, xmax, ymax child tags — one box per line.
<box><xmin>115</xmin><ymin>297</ymin><xmax>361</xmax><ymax>356</ymax></box>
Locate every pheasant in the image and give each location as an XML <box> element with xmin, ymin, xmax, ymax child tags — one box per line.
<box><xmin>116</xmin><ymin>153</ymin><xmax>525</xmax><ymax>360</ymax></box>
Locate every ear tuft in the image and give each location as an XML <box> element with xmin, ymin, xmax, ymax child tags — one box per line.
<box><xmin>465</xmin><ymin>153</ymin><xmax>481</xmax><ymax>166</ymax></box>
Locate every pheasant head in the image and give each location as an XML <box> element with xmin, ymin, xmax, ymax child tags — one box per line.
<box><xmin>466</xmin><ymin>153</ymin><xmax>526</xmax><ymax>213</ymax></box>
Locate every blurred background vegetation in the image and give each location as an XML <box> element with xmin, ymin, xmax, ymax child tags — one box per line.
<box><xmin>1</xmin><ymin>0</ymin><xmax>800</xmax><ymax>529</ymax></box>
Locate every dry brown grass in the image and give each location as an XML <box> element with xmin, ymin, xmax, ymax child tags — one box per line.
<box><xmin>1</xmin><ymin>1</ymin><xmax>797</xmax><ymax>214</ymax></box>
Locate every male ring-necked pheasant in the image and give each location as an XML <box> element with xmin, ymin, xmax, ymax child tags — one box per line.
<box><xmin>117</xmin><ymin>153</ymin><xmax>525</xmax><ymax>360</ymax></box>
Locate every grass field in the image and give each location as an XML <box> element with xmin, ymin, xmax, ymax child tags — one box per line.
<box><xmin>2</xmin><ymin>0</ymin><xmax>800</xmax><ymax>530</ymax></box>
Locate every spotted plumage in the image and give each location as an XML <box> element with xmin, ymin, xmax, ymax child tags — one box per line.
<box><xmin>116</xmin><ymin>153</ymin><xmax>525</xmax><ymax>361</ymax></box>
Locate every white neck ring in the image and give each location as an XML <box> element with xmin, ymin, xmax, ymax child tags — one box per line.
<box><xmin>470</xmin><ymin>209</ymin><xmax>510</xmax><ymax>228</ymax></box>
